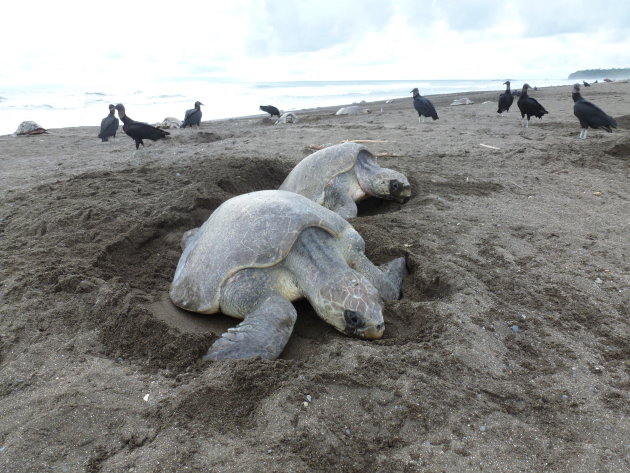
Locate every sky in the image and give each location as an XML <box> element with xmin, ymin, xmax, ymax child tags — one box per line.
<box><xmin>1</xmin><ymin>0</ymin><xmax>630</xmax><ymax>87</ymax></box>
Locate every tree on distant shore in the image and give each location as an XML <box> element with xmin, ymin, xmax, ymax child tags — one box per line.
<box><xmin>568</xmin><ymin>68</ymin><xmax>630</xmax><ymax>79</ymax></box>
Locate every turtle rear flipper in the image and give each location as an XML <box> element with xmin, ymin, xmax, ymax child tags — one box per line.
<box><xmin>203</xmin><ymin>294</ymin><xmax>297</xmax><ymax>360</ymax></box>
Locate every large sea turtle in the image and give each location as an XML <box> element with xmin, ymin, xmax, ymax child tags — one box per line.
<box><xmin>275</xmin><ymin>112</ymin><xmax>298</xmax><ymax>124</ymax></box>
<box><xmin>279</xmin><ymin>142</ymin><xmax>411</xmax><ymax>218</ymax></box>
<box><xmin>155</xmin><ymin>117</ymin><xmax>182</xmax><ymax>129</ymax></box>
<box><xmin>14</xmin><ymin>121</ymin><xmax>48</xmax><ymax>136</ymax></box>
<box><xmin>335</xmin><ymin>105</ymin><xmax>370</xmax><ymax>115</ymax></box>
<box><xmin>170</xmin><ymin>190</ymin><xmax>407</xmax><ymax>361</ymax></box>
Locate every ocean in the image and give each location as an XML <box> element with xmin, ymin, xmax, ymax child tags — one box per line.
<box><xmin>0</xmin><ymin>78</ymin><xmax>580</xmax><ymax>136</ymax></box>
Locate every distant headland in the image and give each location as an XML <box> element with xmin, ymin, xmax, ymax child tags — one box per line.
<box><xmin>568</xmin><ymin>68</ymin><xmax>630</xmax><ymax>79</ymax></box>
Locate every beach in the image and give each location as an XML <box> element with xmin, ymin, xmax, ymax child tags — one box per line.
<box><xmin>1</xmin><ymin>82</ymin><xmax>628</xmax><ymax>472</ymax></box>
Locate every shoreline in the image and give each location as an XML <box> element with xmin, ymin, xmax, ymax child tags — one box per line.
<box><xmin>0</xmin><ymin>82</ymin><xmax>591</xmax><ymax>137</ymax></box>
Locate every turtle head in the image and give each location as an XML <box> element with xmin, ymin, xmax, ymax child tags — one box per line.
<box><xmin>361</xmin><ymin>168</ymin><xmax>411</xmax><ymax>203</ymax></box>
<box><xmin>354</xmin><ymin>149</ymin><xmax>411</xmax><ymax>203</ymax></box>
<box><xmin>313</xmin><ymin>270</ymin><xmax>385</xmax><ymax>339</ymax></box>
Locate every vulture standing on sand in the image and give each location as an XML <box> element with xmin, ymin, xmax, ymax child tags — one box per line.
<box><xmin>583</xmin><ymin>80</ymin><xmax>591</xmax><ymax>87</ymax></box>
<box><xmin>114</xmin><ymin>103</ymin><xmax>169</xmax><ymax>150</ymax></box>
<box><xmin>497</xmin><ymin>81</ymin><xmax>514</xmax><ymax>114</ymax></box>
<box><xmin>98</xmin><ymin>104</ymin><xmax>119</xmax><ymax>142</ymax></box>
<box><xmin>259</xmin><ymin>105</ymin><xmax>281</xmax><ymax>117</ymax></box>
<box><xmin>410</xmin><ymin>88</ymin><xmax>438</xmax><ymax>122</ymax></box>
<box><xmin>517</xmin><ymin>84</ymin><xmax>548</xmax><ymax>127</ymax></box>
<box><xmin>572</xmin><ymin>83</ymin><xmax>617</xmax><ymax>139</ymax></box>
<box><xmin>182</xmin><ymin>101</ymin><xmax>203</xmax><ymax>128</ymax></box>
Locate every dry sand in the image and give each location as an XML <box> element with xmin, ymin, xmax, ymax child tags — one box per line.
<box><xmin>1</xmin><ymin>83</ymin><xmax>629</xmax><ymax>473</ymax></box>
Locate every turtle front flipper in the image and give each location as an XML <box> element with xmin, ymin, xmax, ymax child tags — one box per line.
<box><xmin>203</xmin><ymin>295</ymin><xmax>297</xmax><ymax>360</ymax></box>
<box><xmin>352</xmin><ymin>253</ymin><xmax>407</xmax><ymax>301</ymax></box>
<box><xmin>377</xmin><ymin>257</ymin><xmax>408</xmax><ymax>299</ymax></box>
<box><xmin>340</xmin><ymin>228</ymin><xmax>407</xmax><ymax>300</ymax></box>
<box><xmin>180</xmin><ymin>227</ymin><xmax>200</xmax><ymax>250</ymax></box>
<box><xmin>204</xmin><ymin>269</ymin><xmax>298</xmax><ymax>361</ymax></box>
<box><xmin>323</xmin><ymin>173</ymin><xmax>362</xmax><ymax>218</ymax></box>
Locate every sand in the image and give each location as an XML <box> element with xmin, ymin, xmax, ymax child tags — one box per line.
<box><xmin>1</xmin><ymin>83</ymin><xmax>628</xmax><ymax>473</ymax></box>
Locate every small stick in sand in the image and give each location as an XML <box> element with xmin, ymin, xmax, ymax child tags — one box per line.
<box><xmin>479</xmin><ymin>143</ymin><xmax>500</xmax><ymax>150</ymax></box>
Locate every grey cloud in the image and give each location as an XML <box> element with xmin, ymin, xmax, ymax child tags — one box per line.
<box><xmin>399</xmin><ymin>0</ymin><xmax>630</xmax><ymax>37</ymax></box>
<box><xmin>245</xmin><ymin>0</ymin><xmax>395</xmax><ymax>55</ymax></box>
<box><xmin>241</xmin><ymin>0</ymin><xmax>630</xmax><ymax>59</ymax></box>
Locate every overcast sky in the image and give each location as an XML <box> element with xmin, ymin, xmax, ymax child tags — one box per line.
<box><xmin>2</xmin><ymin>0</ymin><xmax>629</xmax><ymax>87</ymax></box>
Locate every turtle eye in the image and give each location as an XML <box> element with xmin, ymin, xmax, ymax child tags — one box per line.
<box><xmin>344</xmin><ymin>310</ymin><xmax>362</xmax><ymax>328</ymax></box>
<box><xmin>389</xmin><ymin>180</ymin><xmax>401</xmax><ymax>194</ymax></box>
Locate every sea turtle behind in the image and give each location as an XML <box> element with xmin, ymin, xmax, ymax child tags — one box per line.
<box><xmin>279</xmin><ymin>142</ymin><xmax>411</xmax><ymax>218</ymax></box>
<box><xmin>275</xmin><ymin>112</ymin><xmax>298</xmax><ymax>124</ymax></box>
<box><xmin>335</xmin><ymin>105</ymin><xmax>370</xmax><ymax>115</ymax></box>
<box><xmin>156</xmin><ymin>117</ymin><xmax>182</xmax><ymax>129</ymax></box>
<box><xmin>170</xmin><ymin>190</ymin><xmax>407</xmax><ymax>360</ymax></box>
<box><xmin>14</xmin><ymin>121</ymin><xmax>48</xmax><ymax>136</ymax></box>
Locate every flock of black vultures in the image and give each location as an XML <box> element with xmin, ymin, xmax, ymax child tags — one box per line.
<box><xmin>99</xmin><ymin>81</ymin><xmax>618</xmax><ymax>149</ymax></box>
<box><xmin>411</xmin><ymin>81</ymin><xmax>617</xmax><ymax>139</ymax></box>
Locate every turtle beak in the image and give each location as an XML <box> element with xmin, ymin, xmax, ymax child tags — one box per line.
<box><xmin>355</xmin><ymin>323</ymin><xmax>385</xmax><ymax>339</ymax></box>
<box><xmin>343</xmin><ymin>310</ymin><xmax>384</xmax><ymax>339</ymax></box>
<box><xmin>390</xmin><ymin>180</ymin><xmax>412</xmax><ymax>202</ymax></box>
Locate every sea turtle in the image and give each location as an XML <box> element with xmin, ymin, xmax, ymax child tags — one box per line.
<box><xmin>275</xmin><ymin>112</ymin><xmax>298</xmax><ymax>124</ymax></box>
<box><xmin>450</xmin><ymin>97</ymin><xmax>474</xmax><ymax>106</ymax></box>
<box><xmin>14</xmin><ymin>121</ymin><xmax>48</xmax><ymax>136</ymax></box>
<box><xmin>170</xmin><ymin>190</ymin><xmax>407</xmax><ymax>361</ymax></box>
<box><xmin>279</xmin><ymin>142</ymin><xmax>411</xmax><ymax>218</ymax></box>
<box><xmin>335</xmin><ymin>105</ymin><xmax>370</xmax><ymax>115</ymax></box>
<box><xmin>156</xmin><ymin>117</ymin><xmax>182</xmax><ymax>129</ymax></box>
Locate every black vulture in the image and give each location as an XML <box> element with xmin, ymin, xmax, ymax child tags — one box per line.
<box><xmin>182</xmin><ymin>101</ymin><xmax>203</xmax><ymax>128</ymax></box>
<box><xmin>98</xmin><ymin>104</ymin><xmax>119</xmax><ymax>142</ymax></box>
<box><xmin>517</xmin><ymin>84</ymin><xmax>548</xmax><ymax>127</ymax></box>
<box><xmin>410</xmin><ymin>88</ymin><xmax>438</xmax><ymax>122</ymax></box>
<box><xmin>113</xmin><ymin>104</ymin><xmax>169</xmax><ymax>150</ymax></box>
<box><xmin>583</xmin><ymin>80</ymin><xmax>591</xmax><ymax>87</ymax></box>
<box><xmin>572</xmin><ymin>83</ymin><xmax>617</xmax><ymax>139</ymax></box>
<box><xmin>260</xmin><ymin>105</ymin><xmax>281</xmax><ymax>117</ymax></box>
<box><xmin>497</xmin><ymin>81</ymin><xmax>514</xmax><ymax>114</ymax></box>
